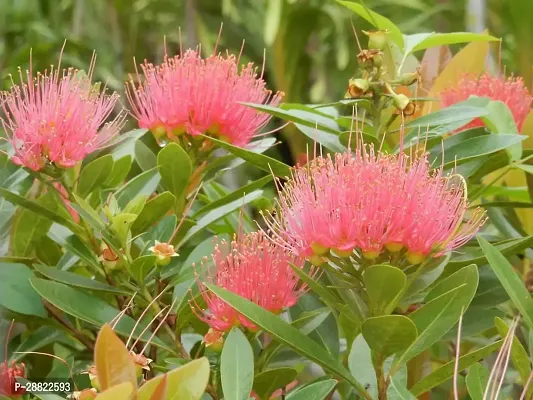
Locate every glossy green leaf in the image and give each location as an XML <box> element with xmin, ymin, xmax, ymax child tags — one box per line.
<box><xmin>362</xmin><ymin>316</ymin><xmax>417</xmax><ymax>359</ymax></box>
<box><xmin>95</xmin><ymin>383</ymin><xmax>134</xmax><ymax>400</ymax></box>
<box><xmin>388</xmin><ymin>377</ymin><xmax>416</xmax><ymax>400</ymax></box>
<box><xmin>395</xmin><ymin>264</ymin><xmax>479</xmax><ymax>367</ymax></box>
<box><xmin>71</xmin><ymin>193</ymin><xmax>106</xmax><ymax>230</ymax></box>
<box><xmin>103</xmin><ymin>155</ymin><xmax>132</xmax><ymax>188</ymax></box>
<box><xmin>137</xmin><ymin>357</ymin><xmax>210</xmax><ymax>400</ymax></box>
<box><xmin>115</xmin><ymin>168</ymin><xmax>160</xmax><ymax>209</ymax></box>
<box><xmin>410</xmin><ymin>339</ymin><xmax>502</xmax><ymax>395</ymax></box>
<box><xmin>408</xmin><ymin>32</ymin><xmax>498</xmax><ymax>54</ymax></box>
<box><xmin>131</xmin><ymin>191</ymin><xmax>175</xmax><ymax>236</ymax></box>
<box><xmin>29</xmin><ymin>278</ymin><xmax>172</xmax><ymax>351</ymax></box>
<box><xmin>194</xmin><ymin>175</ymin><xmax>272</xmax><ymax>217</ymax></box>
<box><xmin>111</xmin><ymin>213</ymin><xmax>137</xmax><ymax>246</ymax></box>
<box><xmin>0</xmin><ymin>188</ymin><xmax>84</xmax><ymax>237</ymax></box>
<box><xmin>204</xmin><ymin>136</ymin><xmax>291</xmax><ymax>177</ymax></box>
<box><xmin>478</xmin><ymin>237</ymin><xmax>533</xmax><ymax>330</ymax></box>
<box><xmin>438</xmin><ymin>134</ymin><xmax>525</xmax><ymax>168</ymax></box>
<box><xmin>135</xmin><ymin>139</ymin><xmax>158</xmax><ymax>171</ymax></box>
<box><xmin>348</xmin><ymin>335</ymin><xmax>377</xmax><ymax>398</ymax></box>
<box><xmin>179</xmin><ymin>191</ymin><xmax>262</xmax><ymax>245</ymax></box>
<box><xmin>130</xmin><ymin>255</ymin><xmax>156</xmax><ymax>284</ymax></box>
<box><xmin>34</xmin><ymin>264</ymin><xmax>129</xmax><ymax>294</ymax></box>
<box><xmin>363</xmin><ymin>264</ymin><xmax>406</xmax><ymax>315</ymax></box>
<box><xmin>157</xmin><ymin>143</ymin><xmax>192</xmax><ymax>209</ymax></box>
<box><xmin>466</xmin><ymin>363</ymin><xmax>490</xmax><ymax>400</ymax></box>
<box><xmin>10</xmin><ymin>326</ymin><xmax>65</xmax><ymax>362</ymax></box>
<box><xmin>252</xmin><ymin>368</ymin><xmax>298</xmax><ymax>400</ymax></box>
<box><xmin>336</xmin><ymin>0</ymin><xmax>403</xmax><ymax>48</ymax></box>
<box><xmin>285</xmin><ymin>379</ymin><xmax>337</xmax><ymax>400</ymax></box>
<box><xmin>77</xmin><ymin>155</ymin><xmax>114</xmax><ymax>198</ymax></box>
<box><xmin>494</xmin><ymin>317</ymin><xmax>532</xmax><ymax>397</ymax></box>
<box><xmin>12</xmin><ymin>192</ymin><xmax>57</xmax><ymax>257</ymax></box>
<box><xmin>481</xmin><ymin>100</ymin><xmax>522</xmax><ymax>161</ymax></box>
<box><xmin>406</xmin><ymin>98</ymin><xmax>489</xmax><ymax>129</ymax></box>
<box><xmin>0</xmin><ymin>263</ymin><xmax>46</xmax><ymax>317</ymax></box>
<box><xmin>206</xmin><ymin>284</ymin><xmax>368</xmax><ymax>396</ymax></box>
<box><xmin>48</xmin><ymin>224</ymin><xmax>101</xmax><ymax>269</ymax></box>
<box><xmin>221</xmin><ymin>327</ymin><xmax>254</xmax><ymax>400</ymax></box>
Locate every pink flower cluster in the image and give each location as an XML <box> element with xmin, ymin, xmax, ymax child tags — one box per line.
<box><xmin>194</xmin><ymin>231</ymin><xmax>308</xmax><ymax>333</ymax></box>
<box><xmin>440</xmin><ymin>73</ymin><xmax>532</xmax><ymax>132</ymax></box>
<box><xmin>1</xmin><ymin>62</ymin><xmax>124</xmax><ymax>171</ymax></box>
<box><xmin>126</xmin><ymin>49</ymin><xmax>283</xmax><ymax>146</ymax></box>
<box><xmin>265</xmin><ymin>146</ymin><xmax>486</xmax><ymax>264</ymax></box>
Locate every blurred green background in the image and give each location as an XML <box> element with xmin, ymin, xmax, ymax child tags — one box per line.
<box><xmin>1</xmin><ymin>0</ymin><xmax>532</xmax><ymax>164</ymax></box>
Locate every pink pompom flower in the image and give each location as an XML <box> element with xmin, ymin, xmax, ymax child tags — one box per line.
<box><xmin>1</xmin><ymin>56</ymin><xmax>125</xmax><ymax>172</ymax></box>
<box><xmin>440</xmin><ymin>73</ymin><xmax>532</xmax><ymax>133</ymax></box>
<box><xmin>264</xmin><ymin>144</ymin><xmax>486</xmax><ymax>266</ymax></box>
<box><xmin>193</xmin><ymin>231</ymin><xmax>309</xmax><ymax>333</ymax></box>
<box><xmin>126</xmin><ymin>49</ymin><xmax>283</xmax><ymax>147</ymax></box>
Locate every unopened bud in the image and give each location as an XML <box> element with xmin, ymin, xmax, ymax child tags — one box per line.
<box><xmin>148</xmin><ymin>241</ymin><xmax>179</xmax><ymax>266</ymax></box>
<box><xmin>392</xmin><ymin>94</ymin><xmax>416</xmax><ymax>115</ymax></box>
<box><xmin>399</xmin><ymin>70</ymin><xmax>420</xmax><ymax>87</ymax></box>
<box><xmin>87</xmin><ymin>366</ymin><xmax>100</xmax><ymax>391</ymax></box>
<box><xmin>345</xmin><ymin>78</ymin><xmax>370</xmax><ymax>99</ymax></box>
<box><xmin>130</xmin><ymin>352</ymin><xmax>152</xmax><ymax>378</ymax></box>
<box><xmin>363</xmin><ymin>30</ymin><xmax>389</xmax><ymax>51</ymax></box>
<box><xmin>357</xmin><ymin>49</ymin><xmax>383</xmax><ymax>69</ymax></box>
<box><xmin>98</xmin><ymin>243</ymin><xmax>120</xmax><ymax>271</ymax></box>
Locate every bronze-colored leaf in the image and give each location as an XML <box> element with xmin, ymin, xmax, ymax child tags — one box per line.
<box><xmin>95</xmin><ymin>324</ymin><xmax>137</xmax><ymax>392</ymax></box>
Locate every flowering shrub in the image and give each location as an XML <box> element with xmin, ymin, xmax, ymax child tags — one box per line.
<box><xmin>1</xmin><ymin>3</ymin><xmax>533</xmax><ymax>400</ymax></box>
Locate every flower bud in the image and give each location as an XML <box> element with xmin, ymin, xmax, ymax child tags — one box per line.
<box><xmin>357</xmin><ymin>49</ymin><xmax>383</xmax><ymax>69</ymax></box>
<box><xmin>399</xmin><ymin>70</ymin><xmax>420</xmax><ymax>87</ymax></box>
<box><xmin>363</xmin><ymin>30</ymin><xmax>389</xmax><ymax>51</ymax></box>
<box><xmin>130</xmin><ymin>352</ymin><xmax>152</xmax><ymax>378</ymax></box>
<box><xmin>345</xmin><ymin>78</ymin><xmax>370</xmax><ymax>99</ymax></box>
<box><xmin>98</xmin><ymin>243</ymin><xmax>120</xmax><ymax>271</ymax></box>
<box><xmin>203</xmin><ymin>329</ymin><xmax>224</xmax><ymax>352</ymax></box>
<box><xmin>148</xmin><ymin>241</ymin><xmax>179</xmax><ymax>266</ymax></box>
<box><xmin>392</xmin><ymin>94</ymin><xmax>416</xmax><ymax>116</ymax></box>
<box><xmin>87</xmin><ymin>366</ymin><xmax>100</xmax><ymax>391</ymax></box>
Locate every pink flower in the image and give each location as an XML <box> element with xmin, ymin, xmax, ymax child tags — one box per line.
<box><xmin>264</xmin><ymin>145</ymin><xmax>486</xmax><ymax>265</ymax></box>
<box><xmin>1</xmin><ymin>57</ymin><xmax>125</xmax><ymax>171</ymax></box>
<box><xmin>440</xmin><ymin>73</ymin><xmax>532</xmax><ymax>132</ymax></box>
<box><xmin>193</xmin><ymin>231</ymin><xmax>308</xmax><ymax>332</ymax></box>
<box><xmin>126</xmin><ymin>49</ymin><xmax>283</xmax><ymax>147</ymax></box>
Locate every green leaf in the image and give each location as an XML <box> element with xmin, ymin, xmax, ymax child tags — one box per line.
<box><xmin>137</xmin><ymin>357</ymin><xmax>210</xmax><ymax>400</ymax></box>
<box><xmin>0</xmin><ymin>263</ymin><xmax>46</xmax><ymax>317</ymax></box>
<box><xmin>264</xmin><ymin>0</ymin><xmax>282</xmax><ymax>46</ymax></box>
<box><xmin>362</xmin><ymin>316</ymin><xmax>417</xmax><ymax>359</ymax></box>
<box><xmin>179</xmin><ymin>191</ymin><xmax>263</xmax><ymax>245</ymax></box>
<box><xmin>29</xmin><ymin>278</ymin><xmax>172</xmax><ymax>351</ymax></box>
<box><xmin>221</xmin><ymin>328</ymin><xmax>254</xmax><ymax>400</ymax></box>
<box><xmin>48</xmin><ymin>224</ymin><xmax>101</xmax><ymax>270</ymax></box>
<box><xmin>494</xmin><ymin>316</ymin><xmax>532</xmax><ymax>395</ymax></box>
<box><xmin>407</xmin><ymin>32</ymin><xmax>499</xmax><ymax>54</ymax></box>
<box><xmin>388</xmin><ymin>377</ymin><xmax>417</xmax><ymax>400</ymax></box>
<box><xmin>438</xmin><ymin>134</ymin><xmax>525</xmax><ymax>168</ymax></box>
<box><xmin>103</xmin><ymin>155</ymin><xmax>132</xmax><ymax>188</ymax></box>
<box><xmin>130</xmin><ymin>255</ymin><xmax>156</xmax><ymax>284</ymax></box>
<box><xmin>410</xmin><ymin>340</ymin><xmax>502</xmax><ymax>395</ymax></box>
<box><xmin>111</xmin><ymin>213</ymin><xmax>137</xmax><ymax>246</ymax></box>
<box><xmin>115</xmin><ymin>168</ymin><xmax>160</xmax><ymax>209</ymax></box>
<box><xmin>336</xmin><ymin>0</ymin><xmax>403</xmax><ymax>48</ymax></box>
<box><xmin>77</xmin><ymin>155</ymin><xmax>114</xmax><ymax>198</ymax></box>
<box><xmin>0</xmin><ymin>188</ymin><xmax>84</xmax><ymax>237</ymax></box>
<box><xmin>204</xmin><ymin>136</ymin><xmax>291</xmax><ymax>177</ymax></box>
<box><xmin>363</xmin><ymin>264</ymin><xmax>406</xmax><ymax>315</ymax></box>
<box><xmin>406</xmin><ymin>98</ymin><xmax>490</xmax><ymax>129</ymax></box>
<box><xmin>481</xmin><ymin>100</ymin><xmax>522</xmax><ymax>161</ymax></box>
<box><xmin>466</xmin><ymin>363</ymin><xmax>490</xmax><ymax>400</ymax></box>
<box><xmin>294</xmin><ymin>123</ymin><xmax>345</xmax><ymax>153</ymax></box>
<box><xmin>348</xmin><ymin>335</ymin><xmax>377</xmax><ymax>398</ymax></box>
<box><xmin>71</xmin><ymin>193</ymin><xmax>106</xmax><ymax>230</ymax></box>
<box><xmin>205</xmin><ymin>284</ymin><xmax>369</xmax><ymax>396</ymax></box>
<box><xmin>10</xmin><ymin>326</ymin><xmax>65</xmax><ymax>362</ymax></box>
<box><xmin>253</xmin><ymin>368</ymin><xmax>298</xmax><ymax>400</ymax></box>
<box><xmin>285</xmin><ymin>379</ymin><xmax>337</xmax><ymax>400</ymax></box>
<box><xmin>194</xmin><ymin>175</ymin><xmax>272</xmax><ymax>217</ymax></box>
<box><xmin>34</xmin><ymin>264</ymin><xmax>129</xmax><ymax>295</ymax></box>
<box><xmin>478</xmin><ymin>237</ymin><xmax>533</xmax><ymax>330</ymax></box>
<box><xmin>12</xmin><ymin>192</ymin><xmax>56</xmax><ymax>257</ymax></box>
<box><xmin>135</xmin><ymin>139</ymin><xmax>158</xmax><ymax>171</ymax></box>
<box><xmin>395</xmin><ymin>264</ymin><xmax>479</xmax><ymax>366</ymax></box>
<box><xmin>131</xmin><ymin>191</ymin><xmax>175</xmax><ymax>236</ymax></box>
<box><xmin>157</xmin><ymin>143</ymin><xmax>192</xmax><ymax>209</ymax></box>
